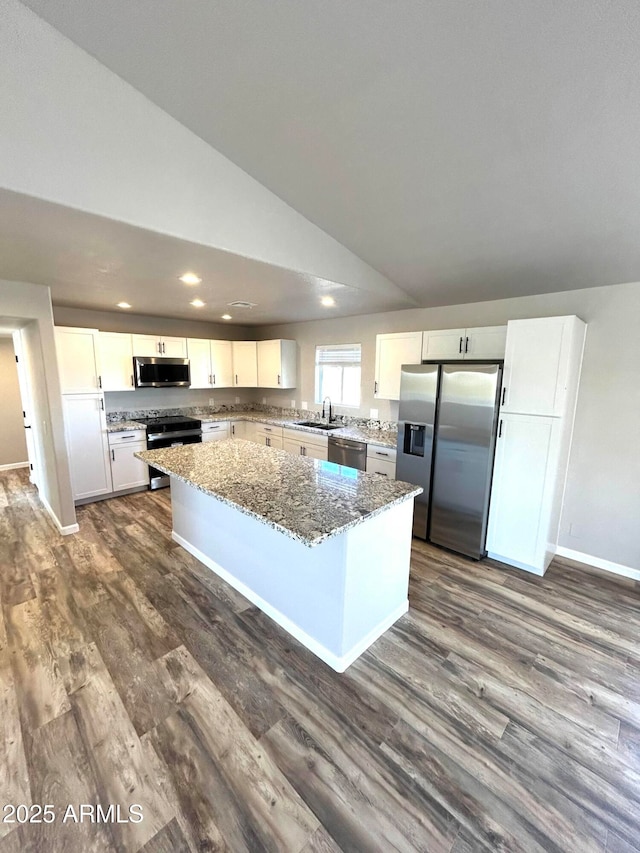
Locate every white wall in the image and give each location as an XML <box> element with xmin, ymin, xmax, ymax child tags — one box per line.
<box><xmin>0</xmin><ymin>0</ymin><xmax>401</xmax><ymax>303</ymax></box>
<box><xmin>259</xmin><ymin>281</ymin><xmax>640</xmax><ymax>572</ymax></box>
<box><xmin>0</xmin><ymin>336</ymin><xmax>27</xmax><ymax>466</ymax></box>
<box><xmin>0</xmin><ymin>280</ymin><xmax>75</xmax><ymax>529</ymax></box>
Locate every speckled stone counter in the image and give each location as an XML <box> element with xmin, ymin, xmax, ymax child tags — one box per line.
<box><xmin>107</xmin><ymin>420</ymin><xmax>146</xmax><ymax>432</ymax></box>
<box><xmin>136</xmin><ymin>440</ymin><xmax>419</xmax><ymax>546</ymax></box>
<box><xmin>136</xmin><ymin>440</ymin><xmax>420</xmax><ymax>672</ymax></box>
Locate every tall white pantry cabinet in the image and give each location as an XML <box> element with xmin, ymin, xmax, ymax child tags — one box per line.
<box><xmin>55</xmin><ymin>327</ymin><xmax>113</xmax><ymax>501</ymax></box>
<box><xmin>486</xmin><ymin>315</ymin><xmax>586</xmax><ymax>575</ymax></box>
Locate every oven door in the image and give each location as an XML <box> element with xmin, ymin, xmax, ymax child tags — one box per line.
<box><xmin>147</xmin><ymin>433</ymin><xmax>201</xmax><ymax>490</ymax></box>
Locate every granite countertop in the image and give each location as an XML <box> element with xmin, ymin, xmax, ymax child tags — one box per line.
<box><xmin>198</xmin><ymin>413</ymin><xmax>398</xmax><ymax>448</ymax></box>
<box><xmin>135</xmin><ymin>441</ymin><xmax>421</xmax><ymax>547</ymax></box>
<box><xmin>107</xmin><ymin>420</ymin><xmax>147</xmax><ymax>432</ymax></box>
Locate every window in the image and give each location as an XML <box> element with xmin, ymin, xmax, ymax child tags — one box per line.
<box><xmin>315</xmin><ymin>343</ymin><xmax>361</xmax><ymax>407</ymax></box>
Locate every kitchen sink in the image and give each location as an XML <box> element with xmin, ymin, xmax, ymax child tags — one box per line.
<box><xmin>295</xmin><ymin>420</ymin><xmax>342</xmax><ymax>431</ymax></box>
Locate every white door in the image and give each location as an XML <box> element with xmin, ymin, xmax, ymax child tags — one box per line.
<box><xmin>98</xmin><ymin>332</ymin><xmax>135</xmax><ymax>392</ymax></box>
<box><xmin>486</xmin><ymin>414</ymin><xmax>560</xmax><ymax>571</ymax></box>
<box><xmin>187</xmin><ymin>338</ymin><xmax>213</xmax><ymax>389</ymax></box>
<box><xmin>13</xmin><ymin>330</ymin><xmax>40</xmax><ymax>486</ymax></box>
<box><xmin>421</xmin><ymin>329</ymin><xmax>466</xmax><ymax>360</ymax></box>
<box><xmin>131</xmin><ymin>334</ymin><xmax>161</xmax><ymax>357</ymax></box>
<box><xmin>257</xmin><ymin>340</ymin><xmax>281</xmax><ymax>388</ymax></box>
<box><xmin>161</xmin><ymin>337</ymin><xmax>188</xmax><ymax>358</ymax></box>
<box><xmin>501</xmin><ymin>318</ymin><xmax>569</xmax><ymax>416</ymax></box>
<box><xmin>62</xmin><ymin>394</ymin><xmax>113</xmax><ymax>500</ymax></box>
<box><xmin>232</xmin><ymin>341</ymin><xmax>258</xmax><ymax>387</ymax></box>
<box><xmin>55</xmin><ymin>327</ymin><xmax>101</xmax><ymax>392</ymax></box>
<box><xmin>375</xmin><ymin>332</ymin><xmax>423</xmax><ymax>399</ymax></box>
<box><xmin>465</xmin><ymin>326</ymin><xmax>507</xmax><ymax>359</ymax></box>
<box><xmin>210</xmin><ymin>340</ymin><xmax>233</xmax><ymax>387</ymax></box>
<box><xmin>110</xmin><ymin>442</ymin><xmax>148</xmax><ymax>490</ymax></box>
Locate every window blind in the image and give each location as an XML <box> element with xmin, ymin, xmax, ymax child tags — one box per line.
<box><xmin>315</xmin><ymin>344</ymin><xmax>361</xmax><ymax>365</ymax></box>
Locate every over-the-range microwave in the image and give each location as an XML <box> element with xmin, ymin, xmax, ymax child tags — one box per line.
<box><xmin>133</xmin><ymin>356</ymin><xmax>191</xmax><ymax>388</ymax></box>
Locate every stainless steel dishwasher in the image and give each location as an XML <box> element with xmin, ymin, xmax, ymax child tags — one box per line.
<box><xmin>328</xmin><ymin>436</ymin><xmax>367</xmax><ymax>471</ymax></box>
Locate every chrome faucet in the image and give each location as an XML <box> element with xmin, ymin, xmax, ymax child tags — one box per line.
<box><xmin>322</xmin><ymin>396</ymin><xmax>333</xmax><ymax>423</ymax></box>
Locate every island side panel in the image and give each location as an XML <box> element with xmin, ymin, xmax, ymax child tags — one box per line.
<box><xmin>341</xmin><ymin>499</ymin><xmax>412</xmax><ymax>660</ymax></box>
<box><xmin>169</xmin><ymin>476</ymin><xmax>349</xmax><ymax>667</ymax></box>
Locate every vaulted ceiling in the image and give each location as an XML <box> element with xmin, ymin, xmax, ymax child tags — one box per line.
<box><xmin>11</xmin><ymin>0</ymin><xmax>640</xmax><ymax>319</ymax></box>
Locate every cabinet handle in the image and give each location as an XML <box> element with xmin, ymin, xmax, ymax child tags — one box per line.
<box><xmin>111</xmin><ymin>449</ymin><xmax>115</xmax><ymax>461</ymax></box>
<box><xmin>163</xmin><ymin>342</ymin><xmax>166</xmax><ymax>354</ymax></box>
<box><xmin>100</xmin><ymin>398</ymin><xmax>104</xmax><ymax>411</ymax></box>
<box><xmin>264</xmin><ymin>427</ymin><xmax>272</xmax><ymax>432</ymax></box>
<box><xmin>212</xmin><ymin>374</ymin><xmax>216</xmax><ymax>385</ymax></box>
<box><xmin>459</xmin><ymin>336</ymin><xmax>463</xmax><ymax>354</ymax></box>
<box><xmin>235</xmin><ymin>374</ymin><xmax>238</xmax><ymax>385</ymax></box>
<box><xmin>130</xmin><ymin>374</ymin><xmax>134</xmax><ymax>387</ymax></box>
<box><xmin>231</xmin><ymin>424</ymin><xmax>235</xmax><ymax>435</ymax></box>
<box><xmin>498</xmin><ymin>419</ymin><xmax>503</xmax><ymax>438</ymax></box>
<box><xmin>157</xmin><ymin>342</ymin><xmax>161</xmax><ymax>354</ymax></box>
<box><xmin>375</xmin><ymin>451</ymin><xmax>389</xmax><ymax>457</ymax></box>
<box><xmin>377</xmin><ymin>471</ymin><xmax>388</xmax><ymax>477</ymax></box>
<box><xmin>501</xmin><ymin>387</ymin><xmax>507</xmax><ymax>406</ymax></box>
<box><xmin>277</xmin><ymin>374</ymin><xmax>281</xmax><ymax>385</ymax></box>
<box><xmin>374</xmin><ymin>380</ymin><xmax>378</xmax><ymax>394</ymax></box>
<box><xmin>465</xmin><ymin>336</ymin><xmax>469</xmax><ymax>353</ymax></box>
<box><xmin>98</xmin><ymin>375</ymin><xmax>102</xmax><ymax>389</ymax></box>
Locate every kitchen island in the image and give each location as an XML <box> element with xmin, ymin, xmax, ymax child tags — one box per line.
<box><xmin>136</xmin><ymin>440</ymin><xmax>421</xmax><ymax>672</ymax></box>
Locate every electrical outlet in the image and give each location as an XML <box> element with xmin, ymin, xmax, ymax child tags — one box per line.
<box><xmin>235</xmin><ymin>396</ymin><xmax>240</xmax><ymax>403</ymax></box>
<box><xmin>370</xmin><ymin>408</ymin><xmax>379</xmax><ymax>419</ymax></box>
<box><xmin>290</xmin><ymin>399</ymin><xmax>296</xmax><ymax>408</ymax></box>
<box><xmin>209</xmin><ymin>397</ymin><xmax>215</xmax><ymax>406</ymax></box>
<box><xmin>301</xmin><ymin>401</ymin><xmax>308</xmax><ymax>410</ymax></box>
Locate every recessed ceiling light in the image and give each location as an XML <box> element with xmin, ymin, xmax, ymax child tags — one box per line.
<box><xmin>190</xmin><ymin>298</ymin><xmax>205</xmax><ymax>308</ymax></box>
<box><xmin>179</xmin><ymin>272</ymin><xmax>202</xmax><ymax>285</ymax></box>
<box><xmin>117</xmin><ymin>301</ymin><xmax>131</xmax><ymax>309</ymax></box>
<box><xmin>321</xmin><ymin>296</ymin><xmax>336</xmax><ymax>307</ymax></box>
<box><xmin>221</xmin><ymin>314</ymin><xmax>232</xmax><ymax>320</ymax></box>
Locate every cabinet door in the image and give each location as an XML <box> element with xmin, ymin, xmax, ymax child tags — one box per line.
<box><xmin>131</xmin><ymin>334</ymin><xmax>160</xmax><ymax>357</ymax></box>
<box><xmin>232</xmin><ymin>341</ymin><xmax>258</xmax><ymax>387</ymax></box>
<box><xmin>375</xmin><ymin>332</ymin><xmax>423</xmax><ymax>399</ymax></box>
<box><xmin>283</xmin><ymin>438</ymin><xmax>304</xmax><ymax>457</ymax></box>
<box><xmin>421</xmin><ymin>329</ymin><xmax>466</xmax><ymax>361</ymax></box>
<box><xmin>257</xmin><ymin>340</ymin><xmax>281</xmax><ymax>388</ymax></box>
<box><xmin>161</xmin><ymin>337</ymin><xmax>187</xmax><ymax>358</ymax></box>
<box><xmin>187</xmin><ymin>338</ymin><xmax>213</xmax><ymax>389</ymax></box>
<box><xmin>210</xmin><ymin>340</ymin><xmax>233</xmax><ymax>387</ymax></box>
<box><xmin>98</xmin><ymin>332</ymin><xmax>135</xmax><ymax>392</ymax></box>
<box><xmin>501</xmin><ymin>318</ymin><xmax>570</xmax><ymax>416</ymax></box>
<box><xmin>55</xmin><ymin>327</ymin><xmax>100</xmax><ymax>392</ymax></box>
<box><xmin>303</xmin><ymin>442</ymin><xmax>328</xmax><ymax>461</ymax></box>
<box><xmin>486</xmin><ymin>414</ymin><xmax>560</xmax><ymax>572</ymax></box>
<box><xmin>465</xmin><ymin>326</ymin><xmax>507</xmax><ymax>359</ymax></box>
<box><xmin>231</xmin><ymin>421</ymin><xmax>247</xmax><ymax>439</ymax></box>
<box><xmin>62</xmin><ymin>394</ymin><xmax>112</xmax><ymax>500</ymax></box>
<box><xmin>110</xmin><ymin>442</ymin><xmax>148</xmax><ymax>491</ymax></box>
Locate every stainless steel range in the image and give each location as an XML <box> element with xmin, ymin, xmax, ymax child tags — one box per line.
<box><xmin>137</xmin><ymin>415</ymin><xmax>202</xmax><ymax>489</ymax></box>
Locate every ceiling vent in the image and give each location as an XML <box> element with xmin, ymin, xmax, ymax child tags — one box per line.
<box><xmin>228</xmin><ymin>300</ymin><xmax>256</xmax><ymax>309</ymax></box>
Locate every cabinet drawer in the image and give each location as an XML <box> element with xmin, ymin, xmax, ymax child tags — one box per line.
<box><xmin>366</xmin><ymin>457</ymin><xmax>396</xmax><ymax>479</ymax></box>
<box><xmin>282</xmin><ymin>427</ymin><xmax>328</xmax><ymax>449</ymax></box>
<box><xmin>108</xmin><ymin>429</ymin><xmax>146</xmax><ymax>446</ymax></box>
<box><xmin>255</xmin><ymin>423</ymin><xmax>283</xmax><ymax>439</ymax></box>
<box><xmin>366</xmin><ymin>444</ymin><xmax>397</xmax><ymax>463</ymax></box>
<box><xmin>202</xmin><ymin>421</ymin><xmax>229</xmax><ymax>434</ymax></box>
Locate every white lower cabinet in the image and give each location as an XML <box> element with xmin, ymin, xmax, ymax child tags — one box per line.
<box><xmin>108</xmin><ymin>431</ymin><xmax>147</xmax><ymax>491</ymax></box>
<box><xmin>282</xmin><ymin>428</ymin><xmax>328</xmax><ymax>460</ymax></box>
<box><xmin>255</xmin><ymin>423</ymin><xmax>283</xmax><ymax>449</ymax></box>
<box><xmin>202</xmin><ymin>421</ymin><xmax>230</xmax><ymax>442</ymax></box>
<box><xmin>366</xmin><ymin>445</ymin><xmax>397</xmax><ymax>479</ymax></box>
<box><xmin>486</xmin><ymin>414</ymin><xmax>561</xmax><ymax>575</ymax></box>
<box><xmin>62</xmin><ymin>394</ymin><xmax>113</xmax><ymax>501</ymax></box>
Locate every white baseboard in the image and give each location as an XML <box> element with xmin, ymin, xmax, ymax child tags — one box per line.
<box><xmin>0</xmin><ymin>461</ymin><xmax>29</xmax><ymax>471</ymax></box>
<box><xmin>556</xmin><ymin>546</ymin><xmax>639</xmax><ymax>582</ymax></box>
<box><xmin>173</xmin><ymin>531</ymin><xmax>408</xmax><ymax>672</ymax></box>
<box><xmin>39</xmin><ymin>492</ymin><xmax>79</xmax><ymax>536</ymax></box>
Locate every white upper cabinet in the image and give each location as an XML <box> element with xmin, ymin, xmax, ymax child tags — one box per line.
<box><xmin>421</xmin><ymin>326</ymin><xmax>507</xmax><ymax>360</ymax></box>
<box><xmin>55</xmin><ymin>327</ymin><xmax>101</xmax><ymax>393</ymax></box>
<box><xmin>232</xmin><ymin>341</ymin><xmax>258</xmax><ymax>387</ymax></box>
<box><xmin>501</xmin><ymin>316</ymin><xmax>586</xmax><ymax>417</ymax></box>
<box><xmin>210</xmin><ymin>340</ymin><xmax>233</xmax><ymax>388</ymax></box>
<box><xmin>257</xmin><ymin>339</ymin><xmax>297</xmax><ymax>389</ymax></box>
<box><xmin>374</xmin><ymin>332</ymin><xmax>423</xmax><ymax>399</ymax></box>
<box><xmin>187</xmin><ymin>338</ymin><xmax>213</xmax><ymax>389</ymax></box>
<box><xmin>98</xmin><ymin>332</ymin><xmax>135</xmax><ymax>392</ymax></box>
<box><xmin>131</xmin><ymin>334</ymin><xmax>187</xmax><ymax>358</ymax></box>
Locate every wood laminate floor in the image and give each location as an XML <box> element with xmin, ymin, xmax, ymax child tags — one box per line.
<box><xmin>1</xmin><ymin>468</ymin><xmax>639</xmax><ymax>852</ymax></box>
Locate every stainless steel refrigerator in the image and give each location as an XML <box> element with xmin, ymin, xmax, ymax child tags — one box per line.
<box><xmin>396</xmin><ymin>362</ymin><xmax>502</xmax><ymax>560</ymax></box>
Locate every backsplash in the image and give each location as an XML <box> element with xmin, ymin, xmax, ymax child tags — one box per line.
<box><xmin>106</xmin><ymin>402</ymin><xmax>397</xmax><ymax>432</ymax></box>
